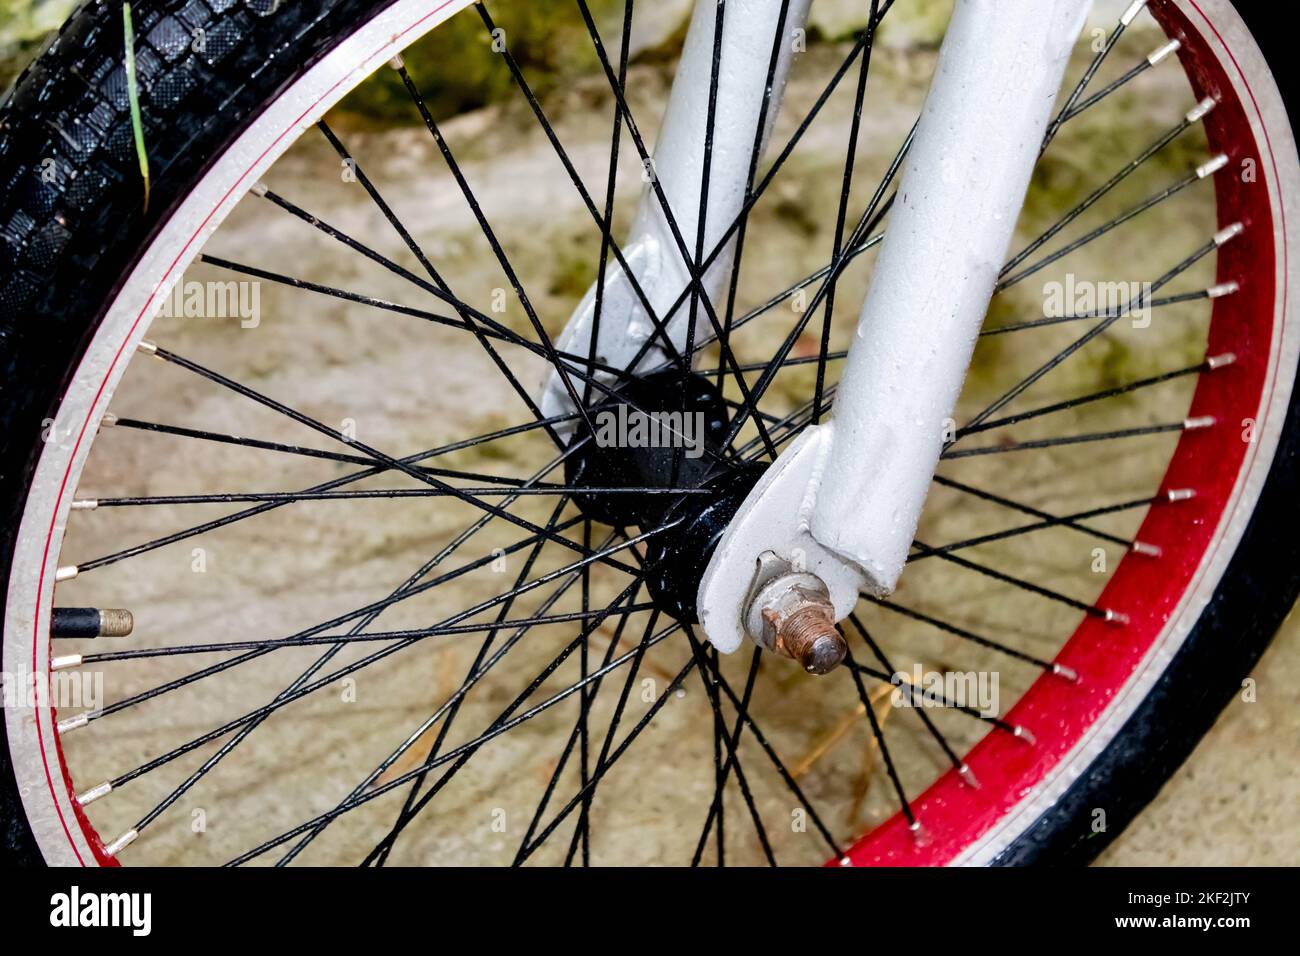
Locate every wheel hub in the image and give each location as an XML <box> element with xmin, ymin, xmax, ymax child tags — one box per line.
<box><xmin>566</xmin><ymin>369</ymin><xmax>764</xmax><ymax>621</ymax></box>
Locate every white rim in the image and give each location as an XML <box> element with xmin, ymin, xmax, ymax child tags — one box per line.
<box><xmin>3</xmin><ymin>0</ymin><xmax>1296</xmax><ymax>866</ymax></box>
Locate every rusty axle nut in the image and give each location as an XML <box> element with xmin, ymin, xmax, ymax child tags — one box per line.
<box><xmin>770</xmin><ymin>604</ymin><xmax>847</xmax><ymax>675</ymax></box>
<box><xmin>755</xmin><ymin>579</ymin><xmax>848</xmax><ymax>675</ymax></box>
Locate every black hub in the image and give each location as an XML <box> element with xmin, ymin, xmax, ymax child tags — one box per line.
<box><xmin>566</xmin><ymin>369</ymin><xmax>765</xmax><ymax>621</ymax></box>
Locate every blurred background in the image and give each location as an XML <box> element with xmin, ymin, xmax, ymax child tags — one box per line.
<box><xmin>3</xmin><ymin>0</ymin><xmax>1296</xmax><ymax>865</ymax></box>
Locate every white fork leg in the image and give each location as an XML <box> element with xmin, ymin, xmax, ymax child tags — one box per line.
<box><xmin>540</xmin><ymin>0</ymin><xmax>812</xmax><ymax>430</ymax></box>
<box><xmin>699</xmin><ymin>0</ymin><xmax>1093</xmax><ymax>653</ymax></box>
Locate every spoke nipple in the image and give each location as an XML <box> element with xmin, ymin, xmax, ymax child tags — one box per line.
<box><xmin>1197</xmin><ymin>153</ymin><xmax>1230</xmax><ymax>179</ymax></box>
<box><xmin>250</xmin><ymin>181</ymin><xmax>269</xmax><ymax>197</ymax></box>
<box><xmin>1208</xmin><ymin>281</ymin><xmax>1240</xmax><ymax>299</ymax></box>
<box><xmin>1104</xmin><ymin>609</ymin><xmax>1131</xmax><ymax>626</ymax></box>
<box><xmin>1121</xmin><ymin>0</ymin><xmax>1150</xmax><ymax>26</ymax></box>
<box><xmin>104</xmin><ymin>829</ymin><xmax>139</xmax><ymax>858</ymax></box>
<box><xmin>1187</xmin><ymin>96</ymin><xmax>1218</xmax><ymax>124</ymax></box>
<box><xmin>1130</xmin><ymin>540</ymin><xmax>1163</xmax><ymax>558</ymax></box>
<box><xmin>56</xmin><ymin>711</ymin><xmax>90</xmax><ymax>733</ymax></box>
<box><xmin>388</xmin><ymin>53</ymin><xmax>405</xmax><ymax>70</ymax></box>
<box><xmin>958</xmin><ymin>763</ymin><xmax>981</xmax><ymax>789</ymax></box>
<box><xmin>1206</xmin><ymin>352</ymin><xmax>1238</xmax><ymax>370</ymax></box>
<box><xmin>76</xmin><ymin>781</ymin><xmax>112</xmax><ymax>806</ymax></box>
<box><xmin>1166</xmin><ymin>487</ymin><xmax>1197</xmax><ymax>503</ymax></box>
<box><xmin>1214</xmin><ymin>222</ymin><xmax>1245</xmax><ymax>246</ymax></box>
<box><xmin>137</xmin><ymin>339</ymin><xmax>158</xmax><ymax>355</ymax></box>
<box><xmin>70</xmin><ymin>499</ymin><xmax>98</xmax><ymax>511</ymax></box>
<box><xmin>50</xmin><ymin>654</ymin><xmax>83</xmax><ymax>671</ymax></box>
<box><xmin>1147</xmin><ymin>38</ymin><xmax>1181</xmax><ymax>66</ymax></box>
<box><xmin>1052</xmin><ymin>663</ymin><xmax>1081</xmax><ymax>684</ymax></box>
<box><xmin>1184</xmin><ymin>415</ymin><xmax>1217</xmax><ymax>431</ymax></box>
<box><xmin>908</xmin><ymin>819</ymin><xmax>931</xmax><ymax>847</ymax></box>
<box><xmin>54</xmin><ymin>565</ymin><xmax>79</xmax><ymax>582</ymax></box>
<box><xmin>838</xmin><ymin>856</ymin><xmax>854</xmax><ymax>867</ymax></box>
<box><xmin>1013</xmin><ymin>724</ymin><xmax>1037</xmax><ymax>746</ymax></box>
<box><xmin>99</xmin><ymin>413</ymin><xmax>119</xmax><ymax>427</ymax></box>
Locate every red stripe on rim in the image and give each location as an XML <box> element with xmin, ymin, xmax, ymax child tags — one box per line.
<box><xmin>836</xmin><ymin>0</ymin><xmax>1285</xmax><ymax>866</ymax></box>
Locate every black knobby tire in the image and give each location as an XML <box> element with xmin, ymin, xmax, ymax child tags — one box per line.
<box><xmin>0</xmin><ymin>0</ymin><xmax>1295</xmax><ymax>866</ymax></box>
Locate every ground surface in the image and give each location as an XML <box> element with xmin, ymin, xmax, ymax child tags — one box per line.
<box><xmin>5</xmin><ymin>0</ymin><xmax>1297</xmax><ymax>866</ymax></box>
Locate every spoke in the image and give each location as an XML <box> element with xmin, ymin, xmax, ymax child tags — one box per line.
<box><xmin>812</xmin><ymin>0</ymin><xmax>880</xmax><ymax>426</ymax></box>
<box><xmin>683</xmin><ymin>632</ymin><xmax>775</xmax><ymax>868</ymax></box>
<box><xmin>861</xmin><ymin>597</ymin><xmax>1074</xmax><ymax>676</ymax></box>
<box><xmin>845</xmin><ymin>660</ymin><xmax>1025</xmax><ymax>737</ymax></box>
<box><xmin>715</xmin><ymin>143</ymin><xmax>902</xmax><ymax>455</ymax></box>
<box><xmin>997</xmin><ymin>160</ymin><xmax>1220</xmax><ymax>291</ymax></box>
<box><xmin>574</xmin><ymin>521</ymin><xmax>595</xmax><ymax>865</ymax></box>
<box><xmin>963</xmin><ymin>235</ymin><xmax>1224</xmax><ymax>432</ymax></box>
<box><xmin>586</xmin><ymin>7</ymin><xmax>877</xmax><ymax>382</ymax></box>
<box><xmin>83</xmin><ymin>486</ymin><xmax>706</xmax><ymax>507</ymax></box>
<box><xmin>691</xmin><ymin>646</ymin><xmax>774</xmax><ymax>866</ymax></box>
<box><xmin>227</xmin><ymin>607</ymin><xmax>683</xmax><ymax>866</ymax></box>
<box><xmin>1057</xmin><ymin>39</ymin><xmax>1177</xmax><ymax>126</ymax></box>
<box><xmin>1040</xmin><ymin>0</ymin><xmax>1143</xmax><ymax>149</ymax></box>
<box><xmin>980</xmin><ymin>289</ymin><xmax>1218</xmax><ymax>337</ymax></box>
<box><xmin>359</xmin><ymin>571</ymin><xmax>647</xmax><ymax>866</ymax></box>
<box><xmin>841</xmin><ymin>645</ymin><xmax>917</xmax><ymax>830</ymax></box>
<box><xmin>71</xmin><ymin>418</ymin><xmax>584</xmax><ymax>577</ymax></box>
<box><xmin>104</xmin><ymin>413</ymin><xmax>577</xmax><ymax>482</ymax></box>
<box><xmin>316</xmin><ymin>120</ymin><xmax>573</xmax><ymax>445</ymax></box>
<box><xmin>108</xmin><ymin>528</ymin><xmax>664</xmax><ymax>794</ymax></box>
<box><xmin>717</xmin><ymin>0</ymin><xmax>795</xmax><ymax>396</ymax></box>
<box><xmin>933</xmin><ymin>475</ymin><xmax>1132</xmax><ymax>549</ymax></box>
<box><xmin>512</xmin><ymin>655</ymin><xmax>698</xmax><ymax>866</ymax></box>
<box><xmin>82</xmin><ymin>605</ymin><xmax>657</xmax><ymax>663</ymax></box>
<box><xmin>942</xmin><ymin>420</ymin><xmax>1194</xmax><ymax>459</ymax></box>
<box><xmin>704</xmin><ymin>661</ymin><xmax>844</xmax><ymax>858</ymax></box>
<box><xmin>303</xmin><ymin>501</ymin><xmax>594</xmax><ymax>865</ymax></box>
<box><xmin>122</xmin><ymin>480</ymin><xmax>573</xmax><ymax>840</ymax></box>
<box><xmin>709</xmin><ymin>645</ymin><xmax>724</xmax><ymax>867</ymax></box>
<box><xmin>200</xmin><ymin>253</ymin><xmax>637</xmax><ymax>383</ymax></box>
<box><xmin>907</xmin><ymin>495</ymin><xmax>1159</xmax><ymax>561</ymax></box>
<box><xmin>911</xmin><ymin>539</ymin><xmax>1119</xmax><ymax>620</ymax></box>
<box><xmin>516</xmin><ymin>604</ymin><xmax>660</xmax><ymax>865</ymax></box>
<box><xmin>1002</xmin><ymin>104</ymin><xmax>1212</xmax><ymax>279</ymax></box>
<box><xmin>457</xmin><ymin>3</ymin><xmax>695</xmax><ymax>379</ymax></box>
<box><xmin>954</xmin><ymin>361</ymin><xmax>1207</xmax><ymax>437</ymax></box>
<box><xmin>847</xmin><ymin>613</ymin><xmax>1008</xmax><ymax>785</ymax></box>
<box><xmin>343</xmin><ymin>100</ymin><xmax>592</xmax><ymax>436</ymax></box>
<box><xmin>585</xmin><ymin>0</ymin><xmax>636</xmax><ymax>406</ymax></box>
<box><xmin>85</xmin><ymin>513</ymin><xmax>585</xmax><ymax>724</ymax></box>
<box><xmin>145</xmin><ymin>344</ymin><xmax>644</xmax><ymax>574</ymax></box>
<box><xmin>567</xmin><ymin>0</ymin><xmax>779</xmax><ymax>459</ymax></box>
<box><xmin>676</xmin><ymin>0</ymin><xmax>729</xmax><ymax>488</ymax></box>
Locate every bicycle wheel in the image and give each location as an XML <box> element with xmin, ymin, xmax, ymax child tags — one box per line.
<box><xmin>1</xmin><ymin>0</ymin><xmax>1296</xmax><ymax>866</ymax></box>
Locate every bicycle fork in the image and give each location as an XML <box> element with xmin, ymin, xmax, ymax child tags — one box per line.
<box><xmin>543</xmin><ymin>0</ymin><xmax>1096</xmax><ymax>664</ymax></box>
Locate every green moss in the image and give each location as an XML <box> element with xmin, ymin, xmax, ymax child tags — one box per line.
<box><xmin>326</xmin><ymin>0</ymin><xmax>627</xmax><ymax>129</ymax></box>
<box><xmin>1</xmin><ymin>0</ymin><xmax>79</xmax><ymax>90</ymax></box>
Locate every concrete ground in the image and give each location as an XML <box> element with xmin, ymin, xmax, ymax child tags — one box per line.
<box><xmin>9</xmin><ymin>0</ymin><xmax>1296</xmax><ymax>866</ymax></box>
<box><xmin>1100</xmin><ymin>611</ymin><xmax>1300</xmax><ymax>866</ymax></box>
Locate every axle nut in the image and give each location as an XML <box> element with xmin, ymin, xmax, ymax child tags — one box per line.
<box><xmin>747</xmin><ymin>571</ymin><xmax>847</xmax><ymax>675</ymax></box>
